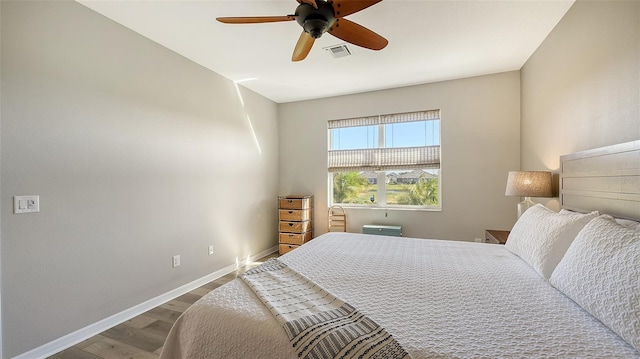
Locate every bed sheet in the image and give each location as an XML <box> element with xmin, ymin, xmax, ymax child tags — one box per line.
<box><xmin>161</xmin><ymin>232</ymin><xmax>640</xmax><ymax>358</ymax></box>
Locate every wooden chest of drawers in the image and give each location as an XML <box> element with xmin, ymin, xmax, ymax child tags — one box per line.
<box><xmin>278</xmin><ymin>195</ymin><xmax>313</xmax><ymax>255</ymax></box>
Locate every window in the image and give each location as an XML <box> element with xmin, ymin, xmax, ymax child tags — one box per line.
<box><xmin>328</xmin><ymin>110</ymin><xmax>441</xmax><ymax>208</ymax></box>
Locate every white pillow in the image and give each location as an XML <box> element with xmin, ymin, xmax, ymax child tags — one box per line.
<box><xmin>550</xmin><ymin>215</ymin><xmax>640</xmax><ymax>352</ymax></box>
<box><xmin>560</xmin><ymin>209</ymin><xmax>587</xmax><ymax>216</ymax></box>
<box><xmin>505</xmin><ymin>204</ymin><xmax>598</xmax><ymax>279</ymax></box>
<box><xmin>615</xmin><ymin>218</ymin><xmax>640</xmax><ymax>232</ymax></box>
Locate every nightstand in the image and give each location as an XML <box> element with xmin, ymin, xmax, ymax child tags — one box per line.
<box><xmin>485</xmin><ymin>230</ymin><xmax>510</xmax><ymax>244</ymax></box>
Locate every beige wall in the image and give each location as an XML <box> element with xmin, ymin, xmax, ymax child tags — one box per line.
<box><xmin>1</xmin><ymin>1</ymin><xmax>278</xmax><ymax>357</ymax></box>
<box><xmin>521</xmin><ymin>0</ymin><xmax>640</xmax><ymax>210</ymax></box>
<box><xmin>279</xmin><ymin>72</ymin><xmax>521</xmax><ymax>241</ymax></box>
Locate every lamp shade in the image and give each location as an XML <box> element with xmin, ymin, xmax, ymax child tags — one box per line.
<box><xmin>505</xmin><ymin>171</ymin><xmax>552</xmax><ymax>197</ymax></box>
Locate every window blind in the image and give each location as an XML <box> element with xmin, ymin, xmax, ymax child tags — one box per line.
<box><xmin>328</xmin><ymin>110</ymin><xmax>440</xmax><ymax>173</ymax></box>
<box><xmin>327</xmin><ymin>110</ymin><xmax>440</xmax><ymax>129</ymax></box>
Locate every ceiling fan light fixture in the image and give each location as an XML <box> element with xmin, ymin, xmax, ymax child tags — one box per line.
<box><xmin>296</xmin><ymin>1</ymin><xmax>336</xmax><ymax>39</ymax></box>
<box><xmin>303</xmin><ymin>19</ymin><xmax>329</xmax><ymax>38</ymax></box>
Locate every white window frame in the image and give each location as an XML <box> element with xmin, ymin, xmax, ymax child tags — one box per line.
<box><xmin>327</xmin><ymin>110</ymin><xmax>441</xmax><ymax>210</ymax></box>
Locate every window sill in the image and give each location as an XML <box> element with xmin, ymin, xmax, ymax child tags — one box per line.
<box><xmin>334</xmin><ymin>205</ymin><xmax>442</xmax><ymax>212</ymax></box>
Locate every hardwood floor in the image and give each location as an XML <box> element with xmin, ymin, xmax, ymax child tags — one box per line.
<box><xmin>48</xmin><ymin>253</ymin><xmax>278</xmax><ymax>359</ymax></box>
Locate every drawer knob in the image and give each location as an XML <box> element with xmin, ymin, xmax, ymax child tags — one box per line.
<box><xmin>288</xmin><ymin>223</ymin><xmax>294</xmax><ymax>227</ymax></box>
<box><xmin>288</xmin><ymin>211</ymin><xmax>293</xmax><ymax>214</ymax></box>
<box><xmin>287</xmin><ymin>199</ymin><xmax>293</xmax><ymax>203</ymax></box>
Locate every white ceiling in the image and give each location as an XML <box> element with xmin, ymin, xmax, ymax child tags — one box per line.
<box><xmin>77</xmin><ymin>0</ymin><xmax>575</xmax><ymax>103</ymax></box>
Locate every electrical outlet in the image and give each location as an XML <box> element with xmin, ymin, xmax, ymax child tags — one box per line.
<box><xmin>14</xmin><ymin>195</ymin><xmax>40</xmax><ymax>214</ymax></box>
<box><xmin>474</xmin><ymin>238</ymin><xmax>484</xmax><ymax>243</ymax></box>
<box><xmin>172</xmin><ymin>255</ymin><xmax>181</xmax><ymax>268</ymax></box>
<box><xmin>208</xmin><ymin>245</ymin><xmax>214</xmax><ymax>256</ymax></box>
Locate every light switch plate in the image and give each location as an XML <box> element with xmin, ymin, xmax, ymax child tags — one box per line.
<box><xmin>14</xmin><ymin>195</ymin><xmax>40</xmax><ymax>214</ymax></box>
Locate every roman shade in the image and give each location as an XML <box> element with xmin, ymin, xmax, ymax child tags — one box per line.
<box><xmin>328</xmin><ymin>110</ymin><xmax>440</xmax><ymax>172</ymax></box>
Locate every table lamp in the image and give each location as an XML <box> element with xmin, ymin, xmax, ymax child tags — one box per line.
<box><xmin>505</xmin><ymin>171</ymin><xmax>553</xmax><ymax>218</ymax></box>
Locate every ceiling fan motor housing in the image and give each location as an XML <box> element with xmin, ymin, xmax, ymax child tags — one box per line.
<box><xmin>295</xmin><ymin>2</ymin><xmax>336</xmax><ymax>39</ymax></box>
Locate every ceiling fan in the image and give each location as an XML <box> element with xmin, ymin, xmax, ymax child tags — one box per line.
<box><xmin>216</xmin><ymin>0</ymin><xmax>388</xmax><ymax>62</ymax></box>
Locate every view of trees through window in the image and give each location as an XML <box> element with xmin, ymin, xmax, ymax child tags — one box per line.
<box><xmin>332</xmin><ymin>170</ymin><xmax>439</xmax><ymax>206</ymax></box>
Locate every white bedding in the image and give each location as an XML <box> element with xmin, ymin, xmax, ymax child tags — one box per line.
<box><xmin>160</xmin><ymin>232</ymin><xmax>640</xmax><ymax>358</ymax></box>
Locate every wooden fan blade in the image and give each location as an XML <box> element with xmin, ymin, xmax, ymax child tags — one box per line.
<box><xmin>216</xmin><ymin>16</ymin><xmax>296</xmax><ymax>24</ymax></box>
<box><xmin>328</xmin><ymin>18</ymin><xmax>388</xmax><ymax>50</ymax></box>
<box><xmin>297</xmin><ymin>0</ymin><xmax>318</xmax><ymax>9</ymax></box>
<box><xmin>329</xmin><ymin>0</ymin><xmax>382</xmax><ymax>18</ymax></box>
<box><xmin>292</xmin><ymin>31</ymin><xmax>315</xmax><ymax>61</ymax></box>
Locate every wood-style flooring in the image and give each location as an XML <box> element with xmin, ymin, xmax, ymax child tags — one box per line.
<box><xmin>48</xmin><ymin>253</ymin><xmax>278</xmax><ymax>359</ymax></box>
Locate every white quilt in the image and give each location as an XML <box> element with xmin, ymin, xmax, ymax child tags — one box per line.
<box><xmin>160</xmin><ymin>232</ymin><xmax>640</xmax><ymax>358</ymax></box>
<box><xmin>240</xmin><ymin>259</ymin><xmax>410</xmax><ymax>358</ymax></box>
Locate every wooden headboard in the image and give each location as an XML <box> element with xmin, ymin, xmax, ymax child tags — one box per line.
<box><xmin>560</xmin><ymin>140</ymin><xmax>640</xmax><ymax>221</ymax></box>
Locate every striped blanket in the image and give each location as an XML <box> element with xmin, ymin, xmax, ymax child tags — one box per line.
<box><xmin>241</xmin><ymin>258</ymin><xmax>410</xmax><ymax>359</ymax></box>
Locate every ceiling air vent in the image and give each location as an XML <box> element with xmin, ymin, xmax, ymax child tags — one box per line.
<box><xmin>324</xmin><ymin>44</ymin><xmax>352</xmax><ymax>58</ymax></box>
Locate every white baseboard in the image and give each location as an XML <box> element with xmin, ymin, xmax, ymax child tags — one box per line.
<box><xmin>13</xmin><ymin>246</ymin><xmax>278</xmax><ymax>359</ymax></box>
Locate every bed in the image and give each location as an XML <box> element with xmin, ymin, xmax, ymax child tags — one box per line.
<box><xmin>160</xmin><ymin>141</ymin><xmax>640</xmax><ymax>359</ymax></box>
